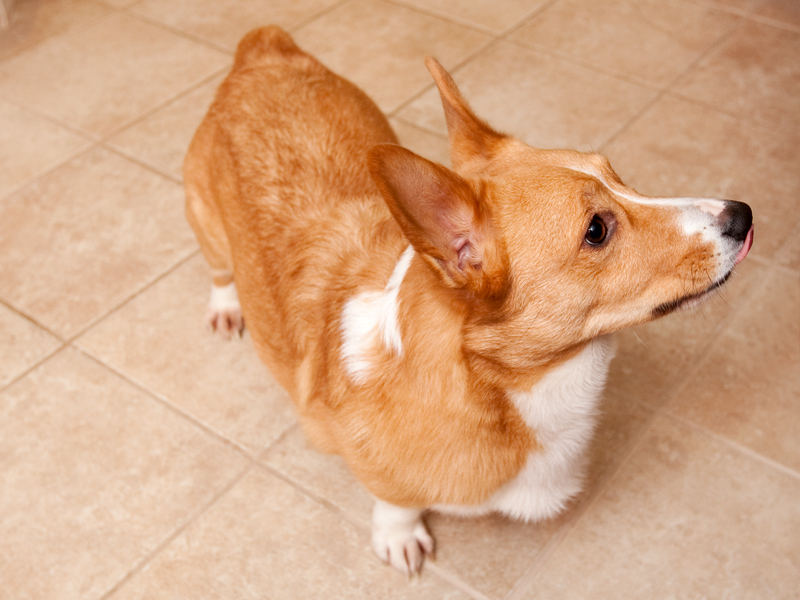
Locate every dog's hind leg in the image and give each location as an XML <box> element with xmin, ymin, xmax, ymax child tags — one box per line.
<box><xmin>184</xmin><ymin>123</ymin><xmax>244</xmax><ymax>339</ymax></box>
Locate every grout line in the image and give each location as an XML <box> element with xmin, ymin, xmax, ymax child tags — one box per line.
<box><xmin>98</xmin><ymin>463</ymin><xmax>256</xmax><ymax>600</ymax></box>
<box><xmin>380</xmin><ymin>0</ymin><xmax>507</xmax><ymax>36</ymax></box>
<box><xmin>256</xmin><ymin>459</ymin><xmax>493</xmax><ymax>600</ymax></box>
<box><xmin>426</xmin><ymin>563</ymin><xmax>494</xmax><ymax>600</ymax></box>
<box><xmin>121</xmin><ymin>10</ymin><xmax>235</xmax><ymax>56</ymax></box>
<box><xmin>598</xmin><ymin>17</ymin><xmax>747</xmax><ymax>152</ymax></box>
<box><xmin>291</xmin><ymin>0</ymin><xmax>353</xmax><ymax>32</ymax></box>
<box><xmin>99</xmin><ymin>64</ymin><xmax>230</xmax><ymax>143</ymax></box>
<box><xmin>256</xmin><ymin>461</ymin><xmax>368</xmax><ymax>532</ymax></box>
<box><xmin>662</xmin><ymin>411</ymin><xmax>800</xmax><ymax>482</ymax></box>
<box><xmin>101</xmin><ymin>142</ymin><xmax>184</xmax><ymax>184</ymax></box>
<box><xmin>75</xmin><ymin>344</ymin><xmax>259</xmax><ymax>461</ymax></box>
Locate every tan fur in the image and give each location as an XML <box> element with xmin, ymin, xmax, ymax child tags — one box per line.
<box><xmin>185</xmin><ymin>27</ymin><xmax>750</xmax><ymax>512</ymax></box>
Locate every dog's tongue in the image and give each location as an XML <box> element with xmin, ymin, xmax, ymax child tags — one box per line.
<box><xmin>735</xmin><ymin>226</ymin><xmax>754</xmax><ymax>265</ymax></box>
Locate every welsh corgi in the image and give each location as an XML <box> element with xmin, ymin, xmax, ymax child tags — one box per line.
<box><xmin>184</xmin><ymin>26</ymin><xmax>753</xmax><ymax>575</ymax></box>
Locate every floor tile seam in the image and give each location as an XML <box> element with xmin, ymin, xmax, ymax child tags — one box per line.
<box><xmin>379</xmin><ymin>0</ymin><xmax>512</xmax><ymax>37</ymax></box>
<box><xmin>98</xmin><ymin>64</ymin><xmax>231</xmax><ymax>147</ymax></box>
<box><xmin>744</xmin><ymin>11</ymin><xmax>800</xmax><ymax>34</ymax></box>
<box><xmin>387</xmin><ymin>35</ymin><xmax>504</xmax><ymax>119</ymax></box>
<box><xmin>0</xmin><ymin>3</ymin><xmax>118</xmax><ymax>67</ymax></box>
<box><xmin>100</xmin><ymin>141</ymin><xmax>184</xmax><ymax>185</ymax></box>
<box><xmin>660</xmin><ymin>410</ymin><xmax>800</xmax><ymax>483</ymax></box>
<box><xmin>73</xmin><ymin>342</ymin><xmax>260</xmax><ymax>462</ymax></box>
<box><xmin>665</xmin><ymin>87</ymin><xmax>799</xmax><ymax>138</ymax></box>
<box><xmin>505</xmin><ymin>403</ymin><xmax>665</xmax><ymax>600</ymax></box>
<box><xmin>685</xmin><ymin>0</ymin><xmax>768</xmax><ymax>18</ymax></box>
<box><xmin>98</xmin><ymin>462</ymin><xmax>256</xmax><ymax>600</ymax></box>
<box><xmin>389</xmin><ymin>114</ymin><xmax>449</xmax><ymax>141</ymax></box>
<box><xmin>121</xmin><ymin>9</ymin><xmax>235</xmax><ymax>56</ymax></box>
<box><xmin>639</xmin><ymin>261</ymin><xmax>774</xmax><ymax>414</ymax></box>
<box><xmin>70</xmin><ymin>245</ymin><xmax>200</xmax><ymax>338</ymax></box>
<box><xmin>500</xmin><ymin>36</ymin><xmax>672</xmax><ymax>95</ymax></box>
<box><xmin>598</xmin><ymin>16</ymin><xmax>746</xmax><ymax>153</ymax></box>
<box><xmin>0</xmin><ymin>339</ymin><xmax>68</xmax><ymax>395</ymax></box>
<box><xmin>0</xmin><ymin>89</ymin><xmax>102</xmax><ymax>141</ymax></box>
<box><xmin>290</xmin><ymin>0</ymin><xmax>352</xmax><ymax>33</ymax></box>
<box><xmin>424</xmin><ymin>563</ymin><xmax>494</xmax><ymax>600</ymax></box>
<box><xmin>493</xmin><ymin>0</ymin><xmax>562</xmax><ymax>40</ymax></box>
<box><xmin>256</xmin><ymin>460</ymin><xmax>491</xmax><ymax>599</ymax></box>
<box><xmin>256</xmin><ymin>461</ymin><xmax>368</xmax><ymax>532</ymax></box>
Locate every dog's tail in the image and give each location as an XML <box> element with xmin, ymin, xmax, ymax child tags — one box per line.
<box><xmin>233</xmin><ymin>26</ymin><xmax>303</xmax><ymax>69</ymax></box>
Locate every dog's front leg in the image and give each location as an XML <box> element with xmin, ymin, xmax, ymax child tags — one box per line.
<box><xmin>371</xmin><ymin>499</ymin><xmax>434</xmax><ymax>576</ymax></box>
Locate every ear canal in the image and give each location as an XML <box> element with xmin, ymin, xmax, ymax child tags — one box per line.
<box><xmin>424</xmin><ymin>56</ymin><xmax>506</xmax><ymax>169</ymax></box>
<box><xmin>368</xmin><ymin>144</ymin><xmax>506</xmax><ymax>298</ymax></box>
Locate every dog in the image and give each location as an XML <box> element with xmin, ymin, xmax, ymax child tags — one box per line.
<box><xmin>184</xmin><ymin>26</ymin><xmax>753</xmax><ymax>575</ymax></box>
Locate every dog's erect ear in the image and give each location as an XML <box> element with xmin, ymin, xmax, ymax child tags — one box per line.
<box><xmin>424</xmin><ymin>57</ymin><xmax>507</xmax><ymax>171</ymax></box>
<box><xmin>368</xmin><ymin>144</ymin><xmax>506</xmax><ymax>298</ymax></box>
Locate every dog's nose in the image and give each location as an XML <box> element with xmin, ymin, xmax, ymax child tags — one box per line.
<box><xmin>719</xmin><ymin>200</ymin><xmax>753</xmax><ymax>242</ymax></box>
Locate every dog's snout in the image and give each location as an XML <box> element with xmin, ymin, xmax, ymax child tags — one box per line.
<box><xmin>719</xmin><ymin>201</ymin><xmax>753</xmax><ymax>242</ymax></box>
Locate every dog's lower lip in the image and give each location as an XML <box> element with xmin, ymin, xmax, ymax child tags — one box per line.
<box><xmin>653</xmin><ymin>271</ymin><xmax>732</xmax><ymax>317</ymax></box>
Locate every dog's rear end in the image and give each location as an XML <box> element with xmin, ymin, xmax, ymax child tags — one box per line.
<box><xmin>185</xmin><ymin>26</ymin><xmax>402</xmax><ymax>410</ymax></box>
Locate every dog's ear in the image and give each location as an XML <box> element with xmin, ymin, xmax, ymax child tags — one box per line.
<box><xmin>368</xmin><ymin>144</ymin><xmax>507</xmax><ymax>298</ymax></box>
<box><xmin>425</xmin><ymin>57</ymin><xmax>507</xmax><ymax>171</ymax></box>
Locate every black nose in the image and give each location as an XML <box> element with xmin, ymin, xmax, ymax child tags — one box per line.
<box><xmin>720</xmin><ymin>201</ymin><xmax>753</xmax><ymax>242</ymax></box>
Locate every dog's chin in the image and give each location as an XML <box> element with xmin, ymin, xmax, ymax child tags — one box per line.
<box><xmin>652</xmin><ymin>270</ymin><xmax>733</xmax><ymax>318</ymax></box>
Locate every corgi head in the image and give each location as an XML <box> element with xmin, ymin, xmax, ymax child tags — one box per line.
<box><xmin>368</xmin><ymin>58</ymin><xmax>752</xmax><ymax>386</ymax></box>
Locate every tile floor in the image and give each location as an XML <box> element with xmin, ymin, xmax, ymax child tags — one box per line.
<box><xmin>1</xmin><ymin>0</ymin><xmax>799</xmax><ymax>598</ymax></box>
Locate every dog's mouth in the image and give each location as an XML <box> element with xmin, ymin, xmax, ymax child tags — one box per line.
<box><xmin>652</xmin><ymin>226</ymin><xmax>753</xmax><ymax>318</ymax></box>
<box><xmin>652</xmin><ymin>271</ymin><xmax>732</xmax><ymax>317</ymax></box>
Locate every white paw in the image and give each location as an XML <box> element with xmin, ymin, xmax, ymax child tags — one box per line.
<box><xmin>371</xmin><ymin>500</ymin><xmax>435</xmax><ymax>576</ymax></box>
<box><xmin>206</xmin><ymin>283</ymin><xmax>244</xmax><ymax>339</ymax></box>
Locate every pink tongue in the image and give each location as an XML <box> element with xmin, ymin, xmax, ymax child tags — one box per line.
<box><xmin>734</xmin><ymin>226</ymin><xmax>754</xmax><ymax>265</ymax></box>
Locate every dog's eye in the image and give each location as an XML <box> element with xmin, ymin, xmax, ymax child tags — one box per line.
<box><xmin>585</xmin><ymin>215</ymin><xmax>608</xmax><ymax>246</ymax></box>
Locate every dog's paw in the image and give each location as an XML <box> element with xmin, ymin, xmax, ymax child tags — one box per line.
<box><xmin>371</xmin><ymin>501</ymin><xmax>435</xmax><ymax>576</ymax></box>
<box><xmin>206</xmin><ymin>283</ymin><xmax>244</xmax><ymax>339</ymax></box>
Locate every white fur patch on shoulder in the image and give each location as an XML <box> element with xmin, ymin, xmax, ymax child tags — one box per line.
<box><xmin>340</xmin><ymin>246</ymin><xmax>414</xmax><ymax>384</ymax></box>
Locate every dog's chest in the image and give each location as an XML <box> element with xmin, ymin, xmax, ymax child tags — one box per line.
<box><xmin>435</xmin><ymin>336</ymin><xmax>616</xmax><ymax>520</ymax></box>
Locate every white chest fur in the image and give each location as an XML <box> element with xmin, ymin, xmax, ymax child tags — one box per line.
<box><xmin>435</xmin><ymin>336</ymin><xmax>617</xmax><ymax>521</ymax></box>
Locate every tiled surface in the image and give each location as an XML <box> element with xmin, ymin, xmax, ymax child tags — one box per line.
<box><xmin>1</xmin><ymin>1</ymin><xmax>798</xmax><ymax>599</ymax></box>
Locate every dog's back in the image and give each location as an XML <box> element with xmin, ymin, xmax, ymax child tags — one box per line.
<box><xmin>185</xmin><ymin>26</ymin><xmax>403</xmax><ymax>402</ymax></box>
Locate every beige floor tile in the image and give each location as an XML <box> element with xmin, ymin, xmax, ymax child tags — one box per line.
<box><xmin>108</xmin><ymin>73</ymin><xmax>225</xmax><ymax>180</ymax></box>
<box><xmin>604</xmin><ymin>94</ymin><xmax>800</xmax><ymax>258</ymax></box>
<box><xmin>517</xmin><ymin>415</ymin><xmax>800</xmax><ymax>599</ymax></box>
<box><xmin>293</xmin><ymin>0</ymin><xmax>492</xmax><ymax>113</ymax></box>
<box><xmin>262</xmin><ymin>424</ymin><xmax>374</xmax><ymax>526</ymax></box>
<box><xmin>0</xmin><ymin>0</ymin><xmax>112</xmax><ymax>62</ymax></box>
<box><xmin>390</xmin><ymin>117</ymin><xmax>451</xmax><ymax>166</ymax></box>
<box><xmin>0</xmin><ymin>97</ymin><xmax>90</xmax><ymax>198</ymax></box>
<box><xmin>778</xmin><ymin>231</ymin><xmax>800</xmax><ymax>270</ymax></box>
<box><xmin>666</xmin><ymin>267</ymin><xmax>800</xmax><ymax>472</ymax></box>
<box><xmin>108</xmin><ymin>468</ymin><xmax>471</xmax><ymax>600</ymax></box>
<box><xmin>131</xmin><ymin>0</ymin><xmax>342</xmax><ymax>51</ymax></box>
<box><xmin>605</xmin><ymin>257</ymin><xmax>764</xmax><ymax>408</ymax></box>
<box><xmin>0</xmin><ymin>348</ymin><xmax>248</xmax><ymax>600</ymax></box>
<box><xmin>0</xmin><ymin>13</ymin><xmax>230</xmax><ymax>136</ymax></box>
<box><xmin>756</xmin><ymin>0</ymin><xmax>800</xmax><ymax>28</ymax></box>
<box><xmin>396</xmin><ymin>40</ymin><xmax>657</xmax><ymax>152</ymax></box>
<box><xmin>675</xmin><ymin>20</ymin><xmax>800</xmax><ymax>132</ymax></box>
<box><xmin>77</xmin><ymin>254</ymin><xmax>297</xmax><ymax>455</ymax></box>
<box><xmin>393</xmin><ymin>0</ymin><xmax>550</xmax><ymax>34</ymax></box>
<box><xmin>0</xmin><ymin>147</ymin><xmax>197</xmax><ymax>338</ymax></box>
<box><xmin>0</xmin><ymin>304</ymin><xmax>61</xmax><ymax>388</ymax></box>
<box><xmin>510</xmin><ymin>0</ymin><xmax>739</xmax><ymax>87</ymax></box>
